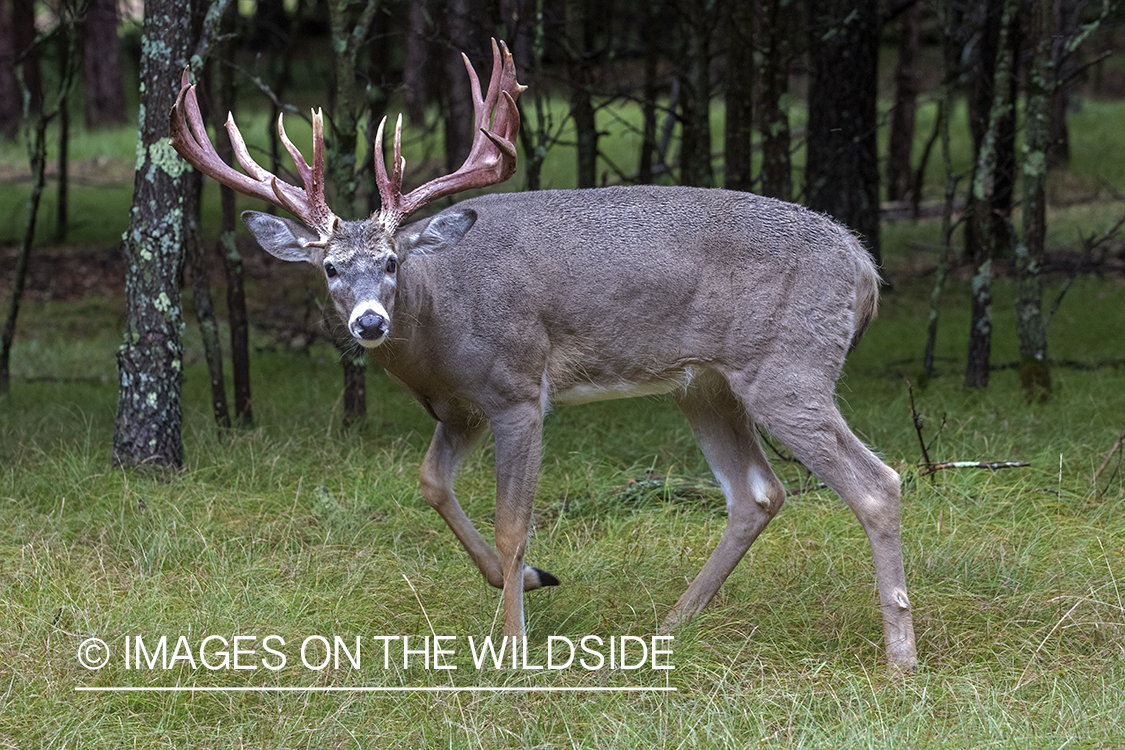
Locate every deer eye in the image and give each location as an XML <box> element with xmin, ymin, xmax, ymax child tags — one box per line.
<box><xmin>385</xmin><ymin>256</ymin><xmax>397</xmax><ymax>275</ymax></box>
<box><xmin>324</xmin><ymin>261</ymin><xmax>338</xmax><ymax>278</ymax></box>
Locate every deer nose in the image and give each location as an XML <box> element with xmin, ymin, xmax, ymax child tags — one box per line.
<box><xmin>352</xmin><ymin>311</ymin><xmax>388</xmax><ymax>341</ymax></box>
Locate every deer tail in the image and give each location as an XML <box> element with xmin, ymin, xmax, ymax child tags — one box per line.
<box><xmin>850</xmin><ymin>235</ymin><xmax>882</xmax><ymax>351</ymax></box>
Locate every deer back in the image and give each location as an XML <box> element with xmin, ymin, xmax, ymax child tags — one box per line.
<box><xmin>376</xmin><ymin>185</ymin><xmax>879</xmax><ymax>416</ymax></box>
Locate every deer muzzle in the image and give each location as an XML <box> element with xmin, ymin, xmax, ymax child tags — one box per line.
<box><xmin>349</xmin><ymin>303</ymin><xmax>390</xmax><ymax>347</ymax></box>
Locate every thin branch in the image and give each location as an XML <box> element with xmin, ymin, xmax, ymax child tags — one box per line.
<box><xmin>907</xmin><ymin>381</ymin><xmax>932</xmax><ymax>466</ymax></box>
<box><xmin>1094</xmin><ymin>429</ymin><xmax>1125</xmax><ymax>482</ymax></box>
<box><xmin>920</xmin><ymin>461</ymin><xmax>1030</xmax><ymax>477</ymax></box>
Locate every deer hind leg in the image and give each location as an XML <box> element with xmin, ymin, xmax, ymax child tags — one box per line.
<box><xmin>419</xmin><ymin>413</ymin><xmax>558</xmax><ymax>595</ymax></box>
<box><xmin>663</xmin><ymin>372</ymin><xmax>787</xmax><ymax>630</ymax></box>
<box><xmin>741</xmin><ymin>372</ymin><xmax>918</xmax><ymax>670</ymax></box>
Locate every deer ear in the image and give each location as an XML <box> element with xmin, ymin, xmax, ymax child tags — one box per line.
<box><xmin>400</xmin><ymin>208</ymin><xmax>477</xmax><ymax>259</ymax></box>
<box><xmin>241</xmin><ymin>210</ymin><xmax>321</xmax><ymax>263</ymax></box>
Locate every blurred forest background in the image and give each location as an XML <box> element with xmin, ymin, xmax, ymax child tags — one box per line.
<box><xmin>3</xmin><ymin>6</ymin><xmax>1125</xmax><ymax>745</ymax></box>
<box><xmin>0</xmin><ymin>0</ymin><xmax>1123</xmax><ymax>466</ymax></box>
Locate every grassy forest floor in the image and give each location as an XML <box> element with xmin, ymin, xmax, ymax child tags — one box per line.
<box><xmin>1</xmin><ymin>71</ymin><xmax>1124</xmax><ymax>748</ymax></box>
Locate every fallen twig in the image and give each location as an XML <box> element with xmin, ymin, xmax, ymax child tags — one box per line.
<box><xmin>920</xmin><ymin>460</ymin><xmax>1030</xmax><ymax>476</ymax></box>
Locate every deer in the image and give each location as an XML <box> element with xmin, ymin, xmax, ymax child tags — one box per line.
<box><xmin>169</xmin><ymin>40</ymin><xmax>918</xmax><ymax>670</ymax></box>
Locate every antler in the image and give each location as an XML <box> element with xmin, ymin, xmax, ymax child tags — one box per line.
<box><xmin>374</xmin><ymin>38</ymin><xmax>526</xmax><ymax>231</ymax></box>
<box><xmin>168</xmin><ymin>68</ymin><xmax>337</xmax><ymax>238</ymax></box>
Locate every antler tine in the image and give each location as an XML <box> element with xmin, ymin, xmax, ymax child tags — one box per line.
<box><xmin>374</xmin><ymin>114</ymin><xmax>407</xmax><ymax>219</ymax></box>
<box><xmin>169</xmin><ymin>68</ymin><xmax>337</xmax><ymax>237</ymax></box>
<box><xmin>476</xmin><ymin>38</ymin><xmax>506</xmax><ymax>133</ymax></box>
<box><xmin>375</xmin><ymin>39</ymin><xmax>524</xmax><ymax>229</ymax></box>
<box><xmin>277</xmin><ymin>113</ymin><xmax>313</xmax><ymax>188</ymax></box>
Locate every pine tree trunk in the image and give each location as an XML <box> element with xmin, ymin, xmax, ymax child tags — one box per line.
<box><xmin>55</xmin><ymin>36</ymin><xmax>70</xmax><ymax>241</ymax></box>
<box><xmin>806</xmin><ymin>0</ymin><xmax>881</xmax><ymax>264</ymax></box>
<box><xmin>965</xmin><ymin>0</ymin><xmax>1019</xmax><ymax>389</ymax></box>
<box><xmin>566</xmin><ymin>0</ymin><xmax>598</xmax><ymax>188</ymax></box>
<box><xmin>185</xmin><ymin>168</ymin><xmax>232</xmax><ymax>429</ymax></box>
<box><xmin>0</xmin><ymin>0</ymin><xmax>18</xmax><ymax>139</ymax></box>
<box><xmin>758</xmin><ymin>0</ymin><xmax>791</xmax><ymax>201</ymax></box>
<box><xmin>214</xmin><ymin>4</ymin><xmax>253</xmax><ymax>426</ymax></box>
<box><xmin>637</xmin><ymin>0</ymin><xmax>660</xmax><ymax>185</ymax></box>
<box><xmin>3</xmin><ymin>3</ymin><xmax>81</xmax><ymax>395</ymax></box>
<box><xmin>83</xmin><ymin>0</ymin><xmax>129</xmax><ymax>127</ymax></box>
<box><xmin>327</xmin><ymin>0</ymin><xmax>379</xmax><ymax>425</ymax></box>
<box><xmin>922</xmin><ymin>2</ymin><xmax>958</xmax><ymax>385</ymax></box>
<box><xmin>403</xmin><ymin>0</ymin><xmax>429</xmax><ymax>125</ymax></box>
<box><xmin>443</xmin><ymin>0</ymin><xmax>476</xmax><ymax>174</ymax></box>
<box><xmin>886</xmin><ymin>2</ymin><xmax>920</xmax><ymax>202</ymax></box>
<box><xmin>678</xmin><ymin>0</ymin><xmax>715</xmax><ymax>188</ymax></box>
<box><xmin>1047</xmin><ymin>0</ymin><xmax>1086</xmax><ymax>169</ymax></box>
<box><xmin>113</xmin><ymin>0</ymin><xmax>198</xmax><ymax>467</ymax></box>
<box><xmin>1016</xmin><ymin>0</ymin><xmax>1053</xmax><ymax>400</ymax></box>
<box><xmin>723</xmin><ymin>0</ymin><xmax>753</xmax><ymax>192</ymax></box>
<box><xmin>1</xmin><ymin>116</ymin><xmax>46</xmax><ymax>397</ymax></box>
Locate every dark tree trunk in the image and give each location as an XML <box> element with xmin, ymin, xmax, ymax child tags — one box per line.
<box><xmin>637</xmin><ymin>0</ymin><xmax>660</xmax><ymax>185</ymax></box>
<box><xmin>113</xmin><ymin>0</ymin><xmax>199</xmax><ymax>468</ymax></box>
<box><xmin>886</xmin><ymin>1</ymin><xmax>921</xmax><ymax>202</ymax></box>
<box><xmin>185</xmin><ymin>167</ymin><xmax>232</xmax><ymax>429</ymax></box>
<box><xmin>13</xmin><ymin>0</ymin><xmax>41</xmax><ymax>110</ymax></box>
<box><xmin>806</xmin><ymin>0</ymin><xmax>881</xmax><ymax>264</ymax></box>
<box><xmin>992</xmin><ymin>5</ymin><xmax>1021</xmax><ymax>257</ymax></box>
<box><xmin>1047</xmin><ymin>0</ymin><xmax>1088</xmax><ymax>169</ymax></box>
<box><xmin>922</xmin><ymin>1</ymin><xmax>958</xmax><ymax>385</ymax></box>
<box><xmin>566</xmin><ymin>0</ymin><xmax>597</xmax><ymax>188</ymax></box>
<box><xmin>758</xmin><ymin>0</ymin><xmax>791</xmax><ymax>201</ymax></box>
<box><xmin>519</xmin><ymin>0</ymin><xmax>550</xmax><ymax>191</ymax></box>
<box><xmin>83</xmin><ymin>0</ymin><xmax>129</xmax><ymax>128</ymax></box>
<box><xmin>677</xmin><ymin>0</ymin><xmax>716</xmax><ymax>188</ymax></box>
<box><xmin>214</xmin><ymin>2</ymin><xmax>253</xmax><ymax>426</ymax></box>
<box><xmin>500</xmin><ymin>0</ymin><xmax>533</xmax><ymax>84</ymax></box>
<box><xmin>963</xmin><ymin>0</ymin><xmax>1017</xmax><ymax>261</ymax></box>
<box><xmin>403</xmin><ymin>0</ymin><xmax>429</xmax><ymax>125</ymax></box>
<box><xmin>965</xmin><ymin>0</ymin><xmax>1019</xmax><ymax>389</ymax></box>
<box><xmin>327</xmin><ymin>0</ymin><xmax>380</xmax><ymax>425</ymax></box>
<box><xmin>0</xmin><ymin>0</ymin><xmax>17</xmax><ymax>138</ymax></box>
<box><xmin>443</xmin><ymin>0</ymin><xmax>477</xmax><ymax>174</ymax></box>
<box><xmin>1</xmin><ymin>117</ymin><xmax>45</xmax><ymax>397</ymax></box>
<box><xmin>723</xmin><ymin>0</ymin><xmax>753</xmax><ymax>192</ymax></box>
<box><xmin>56</xmin><ymin>34</ymin><xmax>70</xmax><ymax>241</ymax></box>
<box><xmin>1016</xmin><ymin>0</ymin><xmax>1054</xmax><ymax>400</ymax></box>
<box><xmin>1</xmin><ymin>0</ymin><xmax>42</xmax><ymax>139</ymax></box>
<box><xmin>251</xmin><ymin>0</ymin><xmax>289</xmax><ymax>50</ymax></box>
<box><xmin>3</xmin><ymin>2</ymin><xmax>81</xmax><ymax>395</ymax></box>
<box><xmin>363</xmin><ymin>6</ymin><xmax>390</xmax><ymax>216</ymax></box>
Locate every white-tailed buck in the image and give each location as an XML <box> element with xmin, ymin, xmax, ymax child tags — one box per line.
<box><xmin>170</xmin><ymin>40</ymin><xmax>917</xmax><ymax>669</ymax></box>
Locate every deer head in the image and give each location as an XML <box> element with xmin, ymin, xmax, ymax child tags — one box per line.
<box><xmin>169</xmin><ymin>39</ymin><xmax>524</xmax><ymax>348</ymax></box>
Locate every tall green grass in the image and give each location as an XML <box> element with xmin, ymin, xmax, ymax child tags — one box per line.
<box><xmin>2</xmin><ymin>269</ymin><xmax>1123</xmax><ymax>748</ymax></box>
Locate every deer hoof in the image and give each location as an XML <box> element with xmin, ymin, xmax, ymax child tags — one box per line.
<box><xmin>526</xmin><ymin>566</ymin><xmax>560</xmax><ymax>589</ymax></box>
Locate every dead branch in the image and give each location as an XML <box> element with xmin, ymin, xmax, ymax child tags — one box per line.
<box><xmin>1094</xmin><ymin>429</ymin><xmax>1125</xmax><ymax>481</ymax></box>
<box><xmin>907</xmin><ymin>381</ymin><xmax>932</xmax><ymax>466</ymax></box>
<box><xmin>920</xmin><ymin>460</ymin><xmax>1030</xmax><ymax>476</ymax></box>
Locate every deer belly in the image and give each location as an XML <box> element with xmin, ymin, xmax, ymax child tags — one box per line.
<box><xmin>550</xmin><ymin>368</ymin><xmax>697</xmax><ymax>406</ymax></box>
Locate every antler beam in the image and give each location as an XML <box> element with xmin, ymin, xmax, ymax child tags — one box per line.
<box><xmin>168</xmin><ymin>68</ymin><xmax>337</xmax><ymax>237</ymax></box>
<box><xmin>374</xmin><ymin>38</ymin><xmax>526</xmax><ymax>230</ymax></box>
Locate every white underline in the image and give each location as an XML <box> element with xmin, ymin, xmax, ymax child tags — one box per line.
<box><xmin>75</xmin><ymin>686</ymin><xmax>677</xmax><ymax>693</ymax></box>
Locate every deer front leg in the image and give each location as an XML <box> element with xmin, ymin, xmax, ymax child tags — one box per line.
<box><xmin>490</xmin><ymin>402</ymin><xmax>546</xmax><ymax>639</ymax></box>
<box><xmin>420</xmin><ymin>413</ymin><xmax>558</xmax><ymax>594</ymax></box>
